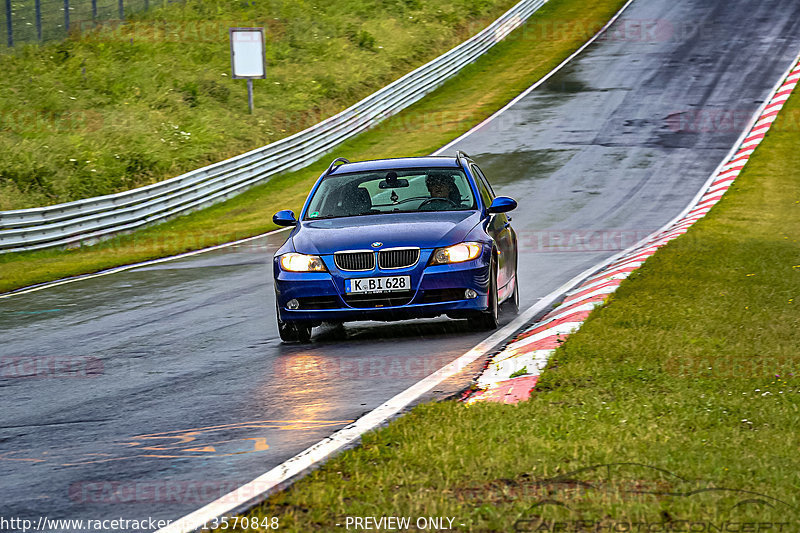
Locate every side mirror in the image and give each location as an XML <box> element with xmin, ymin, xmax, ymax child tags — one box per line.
<box><xmin>273</xmin><ymin>210</ymin><xmax>298</xmax><ymax>227</ymax></box>
<box><xmin>487</xmin><ymin>196</ymin><xmax>517</xmax><ymax>214</ymax></box>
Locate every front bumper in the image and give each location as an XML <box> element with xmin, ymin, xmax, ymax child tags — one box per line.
<box><xmin>274</xmin><ymin>249</ymin><xmax>491</xmax><ymax>323</ymax></box>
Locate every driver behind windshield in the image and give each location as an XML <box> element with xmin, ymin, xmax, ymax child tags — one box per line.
<box><xmin>425</xmin><ymin>172</ymin><xmax>461</xmax><ymax>206</ymax></box>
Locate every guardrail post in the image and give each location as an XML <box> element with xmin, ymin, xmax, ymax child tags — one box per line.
<box><xmin>91</xmin><ymin>0</ymin><xmax>97</xmax><ymax>20</ymax></box>
<box><xmin>5</xmin><ymin>0</ymin><xmax>12</xmax><ymax>47</ymax></box>
<box><xmin>35</xmin><ymin>0</ymin><xmax>42</xmax><ymax>40</ymax></box>
<box><xmin>64</xmin><ymin>0</ymin><xmax>70</xmax><ymax>33</ymax></box>
<box><xmin>118</xmin><ymin>0</ymin><xmax>124</xmax><ymax>20</ymax></box>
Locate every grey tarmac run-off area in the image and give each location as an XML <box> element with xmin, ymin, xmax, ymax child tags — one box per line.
<box><xmin>2</xmin><ymin>0</ymin><xmax>800</xmax><ymax>529</ymax></box>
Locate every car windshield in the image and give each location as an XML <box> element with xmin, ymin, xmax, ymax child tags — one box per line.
<box><xmin>303</xmin><ymin>168</ymin><xmax>476</xmax><ymax>220</ymax></box>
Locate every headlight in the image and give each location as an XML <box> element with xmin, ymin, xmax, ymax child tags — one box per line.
<box><xmin>280</xmin><ymin>252</ymin><xmax>327</xmax><ymax>272</ymax></box>
<box><xmin>430</xmin><ymin>242</ymin><xmax>482</xmax><ymax>265</ymax></box>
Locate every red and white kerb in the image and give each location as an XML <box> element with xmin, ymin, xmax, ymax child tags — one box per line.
<box><xmin>467</xmin><ymin>58</ymin><xmax>800</xmax><ymax>405</ymax></box>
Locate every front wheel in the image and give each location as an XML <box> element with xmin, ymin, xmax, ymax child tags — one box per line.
<box><xmin>278</xmin><ymin>320</ymin><xmax>312</xmax><ymax>343</ymax></box>
<box><xmin>276</xmin><ymin>302</ymin><xmax>312</xmax><ymax>343</ymax></box>
<box><xmin>468</xmin><ymin>261</ymin><xmax>499</xmax><ymax>330</ymax></box>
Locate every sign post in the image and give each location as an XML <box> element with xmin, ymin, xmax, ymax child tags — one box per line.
<box><xmin>229</xmin><ymin>27</ymin><xmax>266</xmax><ymax>114</ymax></box>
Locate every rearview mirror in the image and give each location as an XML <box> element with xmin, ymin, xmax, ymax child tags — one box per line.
<box><xmin>273</xmin><ymin>210</ymin><xmax>298</xmax><ymax>226</ymax></box>
<box><xmin>378</xmin><ymin>170</ymin><xmax>409</xmax><ymax>189</ymax></box>
<box><xmin>379</xmin><ymin>178</ymin><xmax>409</xmax><ymax>189</ymax></box>
<box><xmin>487</xmin><ymin>196</ymin><xmax>517</xmax><ymax>214</ymax></box>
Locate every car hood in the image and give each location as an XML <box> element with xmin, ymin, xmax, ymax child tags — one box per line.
<box><xmin>291</xmin><ymin>211</ymin><xmax>482</xmax><ymax>255</ymax></box>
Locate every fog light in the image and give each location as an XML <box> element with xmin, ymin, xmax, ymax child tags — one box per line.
<box><xmin>287</xmin><ymin>299</ymin><xmax>300</xmax><ymax>310</ymax></box>
<box><xmin>465</xmin><ymin>289</ymin><xmax>478</xmax><ymax>299</ymax></box>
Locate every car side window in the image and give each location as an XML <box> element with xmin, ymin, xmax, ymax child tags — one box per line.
<box><xmin>472</xmin><ymin>165</ymin><xmax>496</xmax><ymax>196</ymax></box>
<box><xmin>471</xmin><ymin>165</ymin><xmax>494</xmax><ymax>208</ymax></box>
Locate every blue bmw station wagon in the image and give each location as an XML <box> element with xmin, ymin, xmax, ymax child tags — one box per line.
<box><xmin>272</xmin><ymin>152</ymin><xmax>519</xmax><ymax>342</ymax></box>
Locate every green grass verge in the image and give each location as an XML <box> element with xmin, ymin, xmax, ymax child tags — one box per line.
<box><xmin>229</xmin><ymin>47</ymin><xmax>800</xmax><ymax>533</ymax></box>
<box><xmin>0</xmin><ymin>0</ymin><xmax>517</xmax><ymax>209</ymax></box>
<box><xmin>0</xmin><ymin>0</ymin><xmax>625</xmax><ymax>294</ymax></box>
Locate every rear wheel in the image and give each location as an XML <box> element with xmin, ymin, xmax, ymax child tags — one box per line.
<box><xmin>276</xmin><ymin>302</ymin><xmax>312</xmax><ymax>343</ymax></box>
<box><xmin>468</xmin><ymin>261</ymin><xmax>499</xmax><ymax>330</ymax></box>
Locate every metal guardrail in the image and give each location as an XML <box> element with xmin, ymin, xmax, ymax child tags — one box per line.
<box><xmin>0</xmin><ymin>0</ymin><xmax>547</xmax><ymax>253</ymax></box>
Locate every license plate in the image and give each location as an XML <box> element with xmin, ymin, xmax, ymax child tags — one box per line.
<box><xmin>345</xmin><ymin>275</ymin><xmax>411</xmax><ymax>294</ymax></box>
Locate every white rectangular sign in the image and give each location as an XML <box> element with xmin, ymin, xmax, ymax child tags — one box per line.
<box><xmin>229</xmin><ymin>28</ymin><xmax>266</xmax><ymax>79</ymax></box>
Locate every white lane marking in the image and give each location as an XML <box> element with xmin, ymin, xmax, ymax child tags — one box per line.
<box><xmin>0</xmin><ymin>227</ymin><xmax>291</xmax><ymax>299</ymax></box>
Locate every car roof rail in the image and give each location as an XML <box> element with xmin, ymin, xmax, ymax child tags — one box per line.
<box><xmin>455</xmin><ymin>150</ymin><xmax>471</xmax><ymax>167</ymax></box>
<box><xmin>325</xmin><ymin>157</ymin><xmax>350</xmax><ymax>176</ymax></box>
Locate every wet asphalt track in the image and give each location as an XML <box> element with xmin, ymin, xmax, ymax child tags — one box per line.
<box><xmin>2</xmin><ymin>0</ymin><xmax>800</xmax><ymax>529</ymax></box>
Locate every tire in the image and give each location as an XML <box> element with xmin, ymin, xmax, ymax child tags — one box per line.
<box><xmin>278</xmin><ymin>320</ymin><xmax>312</xmax><ymax>343</ymax></box>
<box><xmin>276</xmin><ymin>302</ymin><xmax>312</xmax><ymax>343</ymax></box>
<box><xmin>468</xmin><ymin>260</ymin><xmax>499</xmax><ymax>330</ymax></box>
